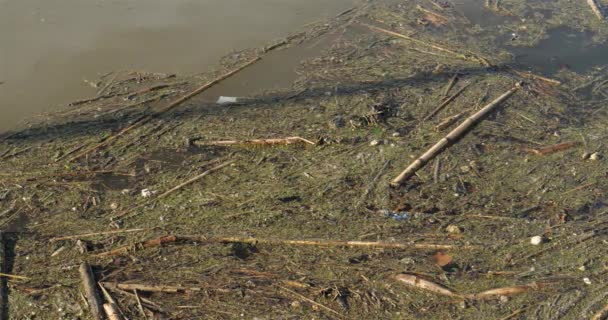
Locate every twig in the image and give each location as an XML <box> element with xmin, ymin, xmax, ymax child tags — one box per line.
<box><xmin>79</xmin><ymin>263</ymin><xmax>104</xmax><ymax>320</ymax></box>
<box><xmin>93</xmin><ymin>235</ymin><xmax>479</xmax><ymax>257</ymax></box>
<box><xmin>591</xmin><ymin>301</ymin><xmax>608</xmax><ymax>320</ymax></box>
<box><xmin>508</xmin><ymin>67</ymin><xmax>561</xmax><ymax>86</ymax></box>
<box><xmin>50</xmin><ymin>228</ymin><xmax>148</xmax><ymax>242</ymax></box>
<box><xmin>278</xmin><ymin>285</ymin><xmax>344</xmax><ymax>319</ymax></box>
<box><xmin>0</xmin><ymin>273</ymin><xmax>29</xmax><ymax>280</ymax></box>
<box><xmin>424</xmin><ymin>82</ymin><xmax>473</xmax><ymax>121</ymax></box>
<box><xmin>67</xmin><ymin>57</ymin><xmax>260</xmax><ymax>162</ymax></box>
<box><xmin>113</xmin><ymin>160</ymin><xmax>234</xmax><ymax>219</ymax></box>
<box><xmin>442</xmin><ymin>74</ymin><xmax>459</xmax><ymax>98</ymax></box>
<box><xmin>195</xmin><ymin>137</ymin><xmax>315</xmax><ymax>147</ymax></box>
<box><xmin>587</xmin><ymin>0</ymin><xmax>605</xmax><ymax>20</ymax></box>
<box><xmin>524</xmin><ymin>141</ymin><xmax>580</xmax><ymax>156</ymax></box>
<box><xmin>392</xmin><ymin>82</ymin><xmax>522</xmax><ymax>186</ymax></box>
<box><xmin>134</xmin><ymin>290</ymin><xmax>148</xmax><ymax>320</ymax></box>
<box><xmin>435</xmin><ymin>111</ymin><xmax>468</xmax><ymax>131</ymax></box>
<box><xmin>157</xmin><ymin>160</ymin><xmax>234</xmax><ymax>199</ymax></box>
<box><xmin>361</xmin><ymin>23</ymin><xmax>491</xmax><ymax>66</ymax></box>
<box><xmin>94</xmin><ymin>235</ymin><xmax>177</xmax><ymax>257</ymax></box>
<box><xmin>101</xmin><ymin>282</ymin><xmax>201</xmax><ymax>293</ymax></box>
<box><xmin>97</xmin><ymin>72</ymin><xmax>119</xmax><ymax>97</ymax></box>
<box><xmin>100</xmin><ymin>284</ymin><xmax>124</xmax><ymax>320</ymax></box>
<box><xmin>0</xmin><ymin>233</ymin><xmax>7</xmax><ymax>318</ymax></box>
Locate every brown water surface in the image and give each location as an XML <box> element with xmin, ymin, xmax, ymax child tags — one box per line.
<box><xmin>0</xmin><ymin>0</ymin><xmax>355</xmax><ymax>131</ymax></box>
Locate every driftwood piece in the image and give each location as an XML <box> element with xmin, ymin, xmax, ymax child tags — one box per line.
<box><xmin>79</xmin><ymin>263</ymin><xmax>104</xmax><ymax>320</ymax></box>
<box><xmin>391</xmin><ymin>82</ymin><xmax>522</xmax><ymax>186</ymax></box>
<box><xmin>93</xmin><ymin>235</ymin><xmax>478</xmax><ymax>257</ymax></box>
<box><xmin>587</xmin><ymin>0</ymin><xmax>605</xmax><ymax>20</ymax></box>
<box><xmin>67</xmin><ymin>57</ymin><xmax>260</xmax><ymax>162</ymax></box>
<box><xmin>424</xmin><ymin>82</ymin><xmax>472</xmax><ymax>121</ymax></box>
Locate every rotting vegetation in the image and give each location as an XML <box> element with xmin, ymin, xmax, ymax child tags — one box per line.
<box><xmin>1</xmin><ymin>0</ymin><xmax>607</xmax><ymax>319</ymax></box>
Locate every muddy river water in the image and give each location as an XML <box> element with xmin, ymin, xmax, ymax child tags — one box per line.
<box><xmin>0</xmin><ymin>0</ymin><xmax>355</xmax><ymax>131</ymax></box>
<box><xmin>2</xmin><ymin>0</ymin><xmax>608</xmax><ymax>133</ymax></box>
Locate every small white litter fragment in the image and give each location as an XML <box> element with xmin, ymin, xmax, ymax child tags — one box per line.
<box><xmin>141</xmin><ymin>189</ymin><xmax>153</xmax><ymax>198</ymax></box>
<box><xmin>583</xmin><ymin>277</ymin><xmax>592</xmax><ymax>285</ymax></box>
<box><xmin>217</xmin><ymin>96</ymin><xmax>238</xmax><ymax>104</ymax></box>
<box><xmin>530</xmin><ymin>236</ymin><xmax>543</xmax><ymax>245</ymax></box>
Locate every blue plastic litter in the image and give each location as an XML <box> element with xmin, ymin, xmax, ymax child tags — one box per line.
<box><xmin>380</xmin><ymin>210</ymin><xmax>410</xmax><ymax>221</ymax></box>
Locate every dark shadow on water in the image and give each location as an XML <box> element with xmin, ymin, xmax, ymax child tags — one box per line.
<box><xmin>0</xmin><ymin>65</ymin><xmax>508</xmax><ymax>144</ymax></box>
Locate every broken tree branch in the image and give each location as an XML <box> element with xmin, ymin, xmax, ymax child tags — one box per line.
<box><xmin>392</xmin><ymin>82</ymin><xmax>522</xmax><ymax>186</ymax></box>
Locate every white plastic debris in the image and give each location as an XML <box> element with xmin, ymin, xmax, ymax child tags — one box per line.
<box><xmin>370</xmin><ymin>139</ymin><xmax>381</xmax><ymax>146</ymax></box>
<box><xmin>590</xmin><ymin>152</ymin><xmax>601</xmax><ymax>161</ymax></box>
<box><xmin>583</xmin><ymin>277</ymin><xmax>592</xmax><ymax>285</ymax></box>
<box><xmin>141</xmin><ymin>189</ymin><xmax>153</xmax><ymax>198</ymax></box>
<box><xmin>217</xmin><ymin>96</ymin><xmax>238</xmax><ymax>104</ymax></box>
<box><xmin>530</xmin><ymin>236</ymin><xmax>543</xmax><ymax>245</ymax></box>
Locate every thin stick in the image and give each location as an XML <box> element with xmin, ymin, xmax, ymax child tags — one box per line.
<box><xmin>587</xmin><ymin>0</ymin><xmax>605</xmax><ymax>20</ymax></box>
<box><xmin>392</xmin><ymin>82</ymin><xmax>522</xmax><ymax>186</ymax></box>
<box><xmin>94</xmin><ymin>235</ymin><xmax>177</xmax><ymax>257</ymax></box>
<box><xmin>102</xmin><ymin>282</ymin><xmax>201</xmax><ymax>293</ymax></box>
<box><xmin>508</xmin><ymin>67</ymin><xmax>561</xmax><ymax>86</ymax></box>
<box><xmin>442</xmin><ymin>74</ymin><xmax>459</xmax><ymax>97</ymax></box>
<box><xmin>100</xmin><ymin>285</ymin><xmax>124</xmax><ymax>320</ymax></box>
<box><xmin>67</xmin><ymin>57</ymin><xmax>260</xmax><ymax>162</ymax></box>
<box><xmin>278</xmin><ymin>285</ymin><xmax>344</xmax><ymax>319</ymax></box>
<box><xmin>196</xmin><ymin>137</ymin><xmax>315</xmax><ymax>147</ymax></box>
<box><xmin>0</xmin><ymin>273</ymin><xmax>29</xmax><ymax>280</ymax></box>
<box><xmin>424</xmin><ymin>82</ymin><xmax>472</xmax><ymax>121</ymax></box>
<box><xmin>113</xmin><ymin>160</ymin><xmax>234</xmax><ymax>219</ymax></box>
<box><xmin>50</xmin><ymin>228</ymin><xmax>148</xmax><ymax>242</ymax></box>
<box><xmin>592</xmin><ymin>301</ymin><xmax>608</xmax><ymax>320</ymax></box>
<box><xmin>93</xmin><ymin>235</ymin><xmax>479</xmax><ymax>257</ymax></box>
<box><xmin>0</xmin><ymin>233</ymin><xmax>7</xmax><ymax>318</ymax></box>
<box><xmin>103</xmin><ymin>303</ymin><xmax>123</xmax><ymax>320</ymax></box>
<box><xmin>97</xmin><ymin>72</ymin><xmax>119</xmax><ymax>97</ymax></box>
<box><xmin>79</xmin><ymin>263</ymin><xmax>104</xmax><ymax>320</ymax></box>
<box><xmin>361</xmin><ymin>23</ymin><xmax>490</xmax><ymax>66</ymax></box>
<box><xmin>157</xmin><ymin>160</ymin><xmax>234</xmax><ymax>199</ymax></box>
<box><xmin>134</xmin><ymin>290</ymin><xmax>148</xmax><ymax>320</ymax></box>
<box><xmin>193</xmin><ymin>236</ymin><xmax>478</xmax><ymax>250</ymax></box>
